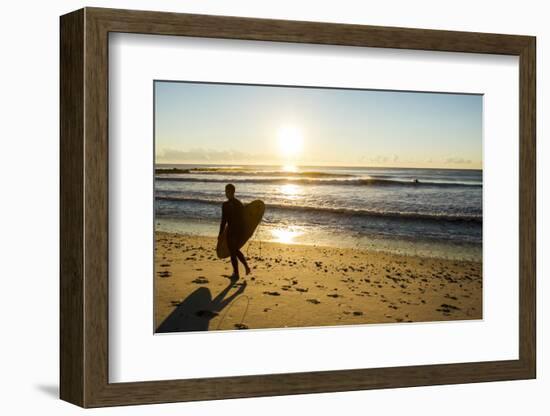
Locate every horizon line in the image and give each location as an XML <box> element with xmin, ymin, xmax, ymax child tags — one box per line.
<box><xmin>154</xmin><ymin>162</ymin><xmax>483</xmax><ymax>171</ymax></box>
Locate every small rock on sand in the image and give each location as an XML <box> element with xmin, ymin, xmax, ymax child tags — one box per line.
<box><xmin>195</xmin><ymin>310</ymin><xmax>218</xmax><ymax>318</ymax></box>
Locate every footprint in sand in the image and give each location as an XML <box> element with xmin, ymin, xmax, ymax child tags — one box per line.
<box><xmin>307</xmin><ymin>299</ymin><xmax>321</xmax><ymax>304</ymax></box>
<box><xmin>436</xmin><ymin>303</ymin><xmax>461</xmax><ymax>314</ymax></box>
<box><xmin>263</xmin><ymin>291</ymin><xmax>280</xmax><ymax>296</ymax></box>
<box><xmin>191</xmin><ymin>277</ymin><xmax>209</xmax><ymax>284</ymax></box>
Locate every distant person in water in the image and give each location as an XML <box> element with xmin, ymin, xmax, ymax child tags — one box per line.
<box><xmin>218</xmin><ymin>184</ymin><xmax>251</xmax><ymax>280</ymax></box>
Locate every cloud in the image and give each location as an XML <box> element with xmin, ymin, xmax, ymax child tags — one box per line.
<box><xmin>357</xmin><ymin>154</ymin><xmax>411</xmax><ymax>165</ymax></box>
<box><xmin>158</xmin><ymin>147</ymin><xmax>267</xmax><ymax>163</ymax></box>
<box><xmin>445</xmin><ymin>157</ymin><xmax>472</xmax><ymax>164</ymax></box>
<box><xmin>358</xmin><ymin>154</ymin><xmax>389</xmax><ymax>163</ymax></box>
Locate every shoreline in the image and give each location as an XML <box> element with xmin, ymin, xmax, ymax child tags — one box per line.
<box><xmin>155</xmin><ymin>217</ymin><xmax>483</xmax><ymax>262</ymax></box>
<box><xmin>155</xmin><ymin>231</ymin><xmax>482</xmax><ymax>332</ymax></box>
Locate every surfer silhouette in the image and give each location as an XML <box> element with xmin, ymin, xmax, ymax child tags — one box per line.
<box><xmin>218</xmin><ymin>184</ymin><xmax>251</xmax><ymax>280</ymax></box>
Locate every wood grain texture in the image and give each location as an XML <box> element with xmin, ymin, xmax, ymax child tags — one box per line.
<box><xmin>83</xmin><ymin>11</ymin><xmax>110</xmax><ymax>406</ymax></box>
<box><xmin>59</xmin><ymin>7</ymin><xmax>537</xmax><ymax>408</ymax></box>
<box><xmin>88</xmin><ymin>7</ymin><xmax>532</xmax><ymax>54</ymax></box>
<box><xmin>59</xmin><ymin>8</ymin><xmax>84</xmax><ymax>407</ymax></box>
<box><xmin>518</xmin><ymin>38</ymin><xmax>536</xmax><ymax>375</ymax></box>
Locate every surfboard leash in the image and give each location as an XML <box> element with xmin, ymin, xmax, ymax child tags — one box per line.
<box><xmin>246</xmin><ymin>224</ymin><xmax>263</xmax><ymax>259</ymax></box>
<box><xmin>215</xmin><ymin>294</ymin><xmax>250</xmax><ymax>331</ymax></box>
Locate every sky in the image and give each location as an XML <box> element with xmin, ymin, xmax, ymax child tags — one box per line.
<box><xmin>155</xmin><ymin>81</ymin><xmax>482</xmax><ymax>169</ymax></box>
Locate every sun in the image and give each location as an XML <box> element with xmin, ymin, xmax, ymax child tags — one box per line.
<box><xmin>277</xmin><ymin>126</ymin><xmax>304</xmax><ymax>158</ymax></box>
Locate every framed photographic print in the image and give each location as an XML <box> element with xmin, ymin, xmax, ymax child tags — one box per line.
<box><xmin>60</xmin><ymin>7</ymin><xmax>536</xmax><ymax>407</ymax></box>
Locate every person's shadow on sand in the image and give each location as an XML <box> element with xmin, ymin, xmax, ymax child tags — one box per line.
<box><xmin>156</xmin><ymin>279</ymin><xmax>247</xmax><ymax>333</ymax></box>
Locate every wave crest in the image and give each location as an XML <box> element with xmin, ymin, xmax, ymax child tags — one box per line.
<box><xmin>155</xmin><ymin>175</ymin><xmax>481</xmax><ymax>188</ymax></box>
<box><xmin>155</xmin><ymin>195</ymin><xmax>482</xmax><ymax>223</ymax></box>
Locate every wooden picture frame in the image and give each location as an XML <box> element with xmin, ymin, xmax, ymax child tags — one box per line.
<box><xmin>60</xmin><ymin>7</ymin><xmax>536</xmax><ymax>408</ymax></box>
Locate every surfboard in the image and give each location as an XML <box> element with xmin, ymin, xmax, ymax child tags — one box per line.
<box><xmin>216</xmin><ymin>200</ymin><xmax>265</xmax><ymax>259</ymax></box>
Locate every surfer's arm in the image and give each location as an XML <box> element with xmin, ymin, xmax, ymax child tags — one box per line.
<box><xmin>218</xmin><ymin>204</ymin><xmax>227</xmax><ymax>237</ymax></box>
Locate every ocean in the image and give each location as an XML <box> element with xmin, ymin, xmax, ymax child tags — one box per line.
<box><xmin>155</xmin><ymin>164</ymin><xmax>482</xmax><ymax>261</ymax></box>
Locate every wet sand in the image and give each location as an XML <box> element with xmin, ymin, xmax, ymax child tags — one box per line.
<box><xmin>155</xmin><ymin>231</ymin><xmax>482</xmax><ymax>332</ymax></box>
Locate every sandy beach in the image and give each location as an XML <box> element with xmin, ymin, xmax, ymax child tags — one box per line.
<box><xmin>155</xmin><ymin>231</ymin><xmax>482</xmax><ymax>332</ymax></box>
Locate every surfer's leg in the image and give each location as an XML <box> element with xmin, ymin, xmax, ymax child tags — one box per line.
<box><xmin>236</xmin><ymin>250</ymin><xmax>251</xmax><ymax>275</ymax></box>
<box><xmin>228</xmin><ymin>237</ymin><xmax>240</xmax><ymax>278</ymax></box>
<box><xmin>230</xmin><ymin>253</ymin><xmax>239</xmax><ymax>278</ymax></box>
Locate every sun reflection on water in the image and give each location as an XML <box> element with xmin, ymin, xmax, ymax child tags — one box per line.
<box><xmin>271</xmin><ymin>228</ymin><xmax>303</xmax><ymax>244</ymax></box>
<box><xmin>280</xmin><ymin>183</ymin><xmax>301</xmax><ymax>198</ymax></box>
<box><xmin>282</xmin><ymin>164</ymin><xmax>298</xmax><ymax>173</ymax></box>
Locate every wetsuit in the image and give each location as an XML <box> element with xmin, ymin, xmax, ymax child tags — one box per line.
<box><xmin>220</xmin><ymin>198</ymin><xmax>248</xmax><ymax>276</ymax></box>
<box><xmin>221</xmin><ymin>198</ymin><xmax>245</xmax><ymax>252</ymax></box>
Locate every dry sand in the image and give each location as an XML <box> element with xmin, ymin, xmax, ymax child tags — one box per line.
<box><xmin>155</xmin><ymin>231</ymin><xmax>482</xmax><ymax>332</ymax></box>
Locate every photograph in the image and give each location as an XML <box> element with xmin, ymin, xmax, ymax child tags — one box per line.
<box><xmin>153</xmin><ymin>80</ymin><xmax>483</xmax><ymax>333</ymax></box>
